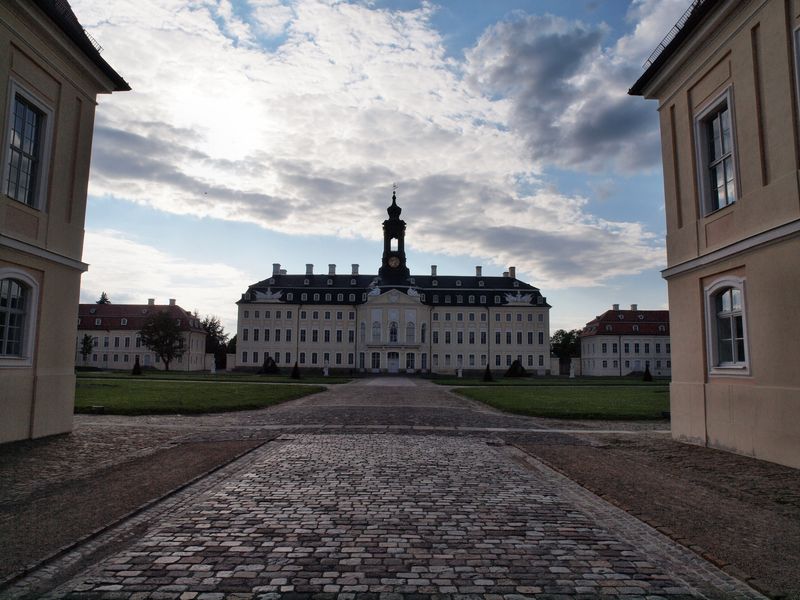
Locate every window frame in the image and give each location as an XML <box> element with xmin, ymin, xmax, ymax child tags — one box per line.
<box><xmin>2</xmin><ymin>81</ymin><xmax>55</xmax><ymax>210</ymax></box>
<box><xmin>704</xmin><ymin>276</ymin><xmax>750</xmax><ymax>376</ymax></box>
<box><xmin>0</xmin><ymin>268</ymin><xmax>39</xmax><ymax>367</ymax></box>
<box><xmin>693</xmin><ymin>87</ymin><xmax>739</xmax><ymax>216</ymax></box>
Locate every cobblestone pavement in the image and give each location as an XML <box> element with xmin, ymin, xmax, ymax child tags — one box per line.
<box><xmin>2</xmin><ymin>378</ymin><xmax>762</xmax><ymax>599</ymax></box>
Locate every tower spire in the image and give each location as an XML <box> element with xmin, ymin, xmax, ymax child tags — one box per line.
<box><xmin>387</xmin><ymin>186</ymin><xmax>401</xmax><ymax>219</ymax></box>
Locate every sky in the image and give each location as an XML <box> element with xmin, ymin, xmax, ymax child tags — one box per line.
<box><xmin>73</xmin><ymin>0</ymin><xmax>692</xmax><ymax>335</ymax></box>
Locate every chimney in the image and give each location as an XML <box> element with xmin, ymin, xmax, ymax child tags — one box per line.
<box><xmin>272</xmin><ymin>263</ymin><xmax>280</xmax><ymax>275</ymax></box>
<box><xmin>169</xmin><ymin>298</ymin><xmax>176</xmax><ymax>306</ymax></box>
<box><xmin>630</xmin><ymin>304</ymin><xmax>638</xmax><ymax>311</ymax></box>
<box><xmin>503</xmin><ymin>271</ymin><xmax>509</xmax><ymax>278</ymax></box>
<box><xmin>352</xmin><ymin>264</ymin><xmax>359</xmax><ymax>275</ymax></box>
<box><xmin>475</xmin><ymin>266</ymin><xmax>482</xmax><ymax>277</ymax></box>
<box><xmin>612</xmin><ymin>304</ymin><xmax>619</xmax><ymax>311</ymax></box>
<box><xmin>147</xmin><ymin>298</ymin><xmax>155</xmax><ymax>306</ymax></box>
<box><xmin>509</xmin><ymin>266</ymin><xmax>516</xmax><ymax>279</ymax></box>
<box><xmin>431</xmin><ymin>265</ymin><xmax>437</xmax><ymax>276</ymax></box>
<box><xmin>280</xmin><ymin>269</ymin><xmax>287</xmax><ymax>275</ymax></box>
<box><xmin>306</xmin><ymin>264</ymin><xmax>314</xmax><ymax>275</ymax></box>
<box><xmin>328</xmin><ymin>264</ymin><xmax>336</xmax><ymax>276</ymax></box>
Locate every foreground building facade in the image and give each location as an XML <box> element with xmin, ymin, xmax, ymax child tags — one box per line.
<box><xmin>580</xmin><ymin>305</ymin><xmax>671</xmax><ymax>377</ymax></box>
<box><xmin>0</xmin><ymin>1</ymin><xmax>128</xmax><ymax>443</ymax></box>
<box><xmin>237</xmin><ymin>195</ymin><xmax>551</xmax><ymax>375</ymax></box>
<box><xmin>75</xmin><ymin>300</ymin><xmax>207</xmax><ymax>371</ymax></box>
<box><xmin>631</xmin><ymin>0</ymin><xmax>800</xmax><ymax>467</ymax></box>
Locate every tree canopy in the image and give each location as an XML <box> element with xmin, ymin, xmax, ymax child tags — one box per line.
<box><xmin>139</xmin><ymin>311</ymin><xmax>185</xmax><ymax>371</ymax></box>
<box><xmin>96</xmin><ymin>292</ymin><xmax>111</xmax><ymax>304</ymax></box>
<box><xmin>80</xmin><ymin>333</ymin><xmax>93</xmax><ymax>360</ymax></box>
<box><xmin>550</xmin><ymin>329</ymin><xmax>582</xmax><ymax>359</ymax></box>
<box><xmin>198</xmin><ymin>313</ymin><xmax>228</xmax><ymax>354</ymax></box>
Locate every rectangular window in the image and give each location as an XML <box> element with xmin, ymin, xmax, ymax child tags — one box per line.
<box><xmin>359</xmin><ymin>352</ymin><xmax>365</xmax><ymax>369</ymax></box>
<box><xmin>538</xmin><ymin>354</ymin><xmax>544</xmax><ymax>366</ymax></box>
<box><xmin>695</xmin><ymin>90</ymin><xmax>736</xmax><ymax>214</ymax></box>
<box><xmin>480</xmin><ymin>331</ymin><xmax>487</xmax><ymax>344</ymax></box>
<box><xmin>538</xmin><ymin>332</ymin><xmax>544</xmax><ymax>345</ymax></box>
<box><xmin>457</xmin><ymin>331</ymin><xmax>463</xmax><ymax>344</ymax></box>
<box><xmin>242</xmin><ymin>329</ymin><xmax>249</xmax><ymax>342</ymax></box>
<box><xmin>5</xmin><ymin>92</ymin><xmax>51</xmax><ymax>207</ymax></box>
<box><xmin>336</xmin><ymin>353</ymin><xmax>342</xmax><ymax>365</ymax></box>
<box><xmin>527</xmin><ymin>331</ymin><xmax>533</xmax><ymax>345</ymax></box>
<box><xmin>432</xmin><ymin>331</ymin><xmax>439</xmax><ymax>344</ymax></box>
<box><xmin>506</xmin><ymin>332</ymin><xmax>512</xmax><ymax>344</ymax></box>
<box><xmin>300</xmin><ymin>310</ymin><xmax>307</xmax><ymax>319</ymax></box>
<box><xmin>253</xmin><ymin>351</ymin><xmax>259</xmax><ymax>364</ymax></box>
<box><xmin>114</xmin><ymin>337</ymin><xmax>120</xmax><ymax>348</ymax></box>
<box><xmin>495</xmin><ymin>354</ymin><xmax>501</xmax><ymax>366</ymax></box>
<box><xmin>324</xmin><ymin>311</ymin><xmax>331</xmax><ymax>320</ymax></box>
<box><xmin>624</xmin><ymin>343</ymin><xmax>629</xmax><ymax>354</ymax></box>
<box><xmin>602</xmin><ymin>360</ymin><xmax>607</xmax><ymax>368</ymax></box>
<box><xmin>242</xmin><ymin>351</ymin><xmax>248</xmax><ymax>363</ymax></box>
<box><xmin>516</xmin><ymin>331</ymin><xmax>522</xmax><ymax>345</ymax></box>
<box><xmin>254</xmin><ymin>310</ymin><xmax>260</xmax><ymax>319</ymax></box>
<box><xmin>348</xmin><ymin>353</ymin><xmax>354</xmax><ymax>365</ymax></box>
<box><xmin>634</xmin><ymin>343</ymin><xmax>640</xmax><ymax>353</ymax></box>
<box><xmin>264</xmin><ymin>328</ymin><xmax>270</xmax><ymax>342</ymax></box>
<box><xmin>348</xmin><ymin>330</ymin><xmax>355</xmax><ymax>343</ymax></box>
<box><xmin>601</xmin><ymin>343</ymin><xmax>607</xmax><ymax>354</ymax></box>
<box><xmin>527</xmin><ymin>355</ymin><xmax>533</xmax><ymax>367</ymax></box>
<box><xmin>300</xmin><ymin>329</ymin><xmax>306</xmax><ymax>342</ymax></box>
<box><xmin>506</xmin><ymin>355</ymin><xmax>511</xmax><ymax>366</ymax></box>
<box><xmin>285</xmin><ymin>352</ymin><xmax>291</xmax><ymax>364</ymax></box>
<box><xmin>286</xmin><ymin>329</ymin><xmax>292</xmax><ymax>342</ymax></box>
<box><xmin>445</xmin><ymin>331</ymin><xmax>451</xmax><ymax>344</ymax></box>
<box><xmin>312</xmin><ymin>352</ymin><xmax>318</xmax><ymax>364</ymax></box>
<box><xmin>371</xmin><ymin>352</ymin><xmax>380</xmax><ymax>369</ymax></box>
<box><xmin>445</xmin><ymin>354</ymin><xmax>451</xmax><ymax>366</ymax></box>
<box><xmin>324</xmin><ymin>330</ymin><xmax>331</xmax><ymax>343</ymax></box>
<box><xmin>300</xmin><ymin>352</ymin><xmax>306</xmax><ymax>364</ymax></box>
<box><xmin>495</xmin><ymin>331</ymin><xmax>501</xmax><ymax>344</ymax></box>
<box><xmin>253</xmin><ymin>328</ymin><xmax>259</xmax><ymax>342</ymax></box>
<box><xmin>469</xmin><ymin>331</ymin><xmax>475</xmax><ymax>344</ymax></box>
<box><xmin>666</xmin><ymin>343</ymin><xmax>671</xmax><ymax>353</ymax></box>
<box><xmin>644</xmin><ymin>343</ymin><xmax>650</xmax><ymax>353</ymax></box>
<box><xmin>275</xmin><ymin>329</ymin><xmax>281</xmax><ymax>342</ymax></box>
<box><xmin>336</xmin><ymin>330</ymin><xmax>343</xmax><ymax>343</ymax></box>
<box><xmin>612</xmin><ymin>343</ymin><xmax>618</xmax><ymax>353</ymax></box>
<box><xmin>445</xmin><ymin>313</ymin><xmax>451</xmax><ymax>321</ymax></box>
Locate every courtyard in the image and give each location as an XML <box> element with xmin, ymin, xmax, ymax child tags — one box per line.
<box><xmin>0</xmin><ymin>378</ymin><xmax>797</xmax><ymax>599</ymax></box>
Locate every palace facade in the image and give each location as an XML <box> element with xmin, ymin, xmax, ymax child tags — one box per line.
<box><xmin>236</xmin><ymin>194</ymin><xmax>551</xmax><ymax>375</ymax></box>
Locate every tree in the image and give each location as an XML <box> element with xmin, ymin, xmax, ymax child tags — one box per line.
<box><xmin>504</xmin><ymin>359</ymin><xmax>527</xmax><ymax>378</ymax></box>
<box><xmin>550</xmin><ymin>329</ymin><xmax>582</xmax><ymax>359</ymax></box>
<box><xmin>139</xmin><ymin>311</ymin><xmax>185</xmax><ymax>371</ymax></box>
<box><xmin>227</xmin><ymin>334</ymin><xmax>237</xmax><ymax>355</ymax></box>
<box><xmin>96</xmin><ymin>292</ymin><xmax>111</xmax><ymax>304</ymax></box>
<box><xmin>131</xmin><ymin>355</ymin><xmax>142</xmax><ymax>376</ymax></box>
<box><xmin>199</xmin><ymin>314</ymin><xmax>228</xmax><ymax>354</ymax></box>
<box><xmin>80</xmin><ymin>334</ymin><xmax>93</xmax><ymax>362</ymax></box>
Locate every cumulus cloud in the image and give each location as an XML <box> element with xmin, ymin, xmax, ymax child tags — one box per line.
<box><xmin>464</xmin><ymin>1</ymin><xmax>689</xmax><ymax>172</ymax></box>
<box><xmin>73</xmin><ymin>0</ymin><xmax>674</xmax><ymax>289</ymax></box>
<box><xmin>80</xmin><ymin>230</ymin><xmax>252</xmax><ymax>332</ymax></box>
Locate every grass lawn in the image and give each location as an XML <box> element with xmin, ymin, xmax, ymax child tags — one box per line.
<box><xmin>76</xmin><ymin>370</ymin><xmax>351</xmax><ymax>385</ymax></box>
<box><xmin>75</xmin><ymin>380</ymin><xmax>325</xmax><ymax>415</ymax></box>
<box><xmin>432</xmin><ymin>375</ymin><xmax>667</xmax><ymax>386</ymax></box>
<box><xmin>454</xmin><ymin>385</ymin><xmax>670</xmax><ymax>419</ymax></box>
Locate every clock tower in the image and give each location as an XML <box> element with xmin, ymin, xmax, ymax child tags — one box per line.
<box><xmin>378</xmin><ymin>190</ymin><xmax>410</xmax><ymax>282</ymax></box>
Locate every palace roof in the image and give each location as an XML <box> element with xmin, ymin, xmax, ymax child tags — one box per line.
<box><xmin>77</xmin><ymin>303</ymin><xmax>205</xmax><ymax>332</ymax></box>
<box><xmin>581</xmin><ymin>308</ymin><xmax>670</xmax><ymax>337</ymax></box>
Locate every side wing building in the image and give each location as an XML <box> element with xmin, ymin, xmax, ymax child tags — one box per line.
<box><xmin>630</xmin><ymin>0</ymin><xmax>800</xmax><ymax>468</ymax></box>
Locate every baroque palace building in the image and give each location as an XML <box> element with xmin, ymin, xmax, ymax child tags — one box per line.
<box><xmin>236</xmin><ymin>194</ymin><xmax>551</xmax><ymax>375</ymax></box>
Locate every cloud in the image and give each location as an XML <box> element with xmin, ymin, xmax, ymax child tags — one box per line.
<box><xmin>464</xmin><ymin>1</ymin><xmax>689</xmax><ymax>172</ymax></box>
<box><xmin>73</xmin><ymin>0</ymin><xmax>671</xmax><ymax>290</ymax></box>
<box><xmin>80</xmin><ymin>230</ymin><xmax>252</xmax><ymax>333</ymax></box>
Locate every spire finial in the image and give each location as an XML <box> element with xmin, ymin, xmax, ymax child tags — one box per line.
<box><xmin>387</xmin><ymin>183</ymin><xmax>401</xmax><ymax>218</ymax></box>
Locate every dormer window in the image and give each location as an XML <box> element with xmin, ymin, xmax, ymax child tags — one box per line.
<box><xmin>268</xmin><ymin>278</ymin><xmax>274</xmax><ymax>285</ymax></box>
<box><xmin>513</xmin><ymin>281</ymin><xmax>520</xmax><ymax>288</ymax></box>
<box><xmin>314</xmin><ymin>293</ymin><xmax>320</xmax><ymax>301</ymax></box>
<box><xmin>304</xmin><ymin>279</ymin><xmax>310</xmax><ymax>285</ymax></box>
<box><xmin>478</xmin><ymin>281</ymin><xmax>485</xmax><ymax>287</ymax></box>
<box><xmin>632</xmin><ymin>325</ymin><xmax>639</xmax><ymax>332</ymax></box>
<box><xmin>94</xmin><ymin>318</ymin><xmax>101</xmax><ymax>325</ymax></box>
<box><xmin>176</xmin><ymin>319</ymin><xmax>181</xmax><ymax>326</ymax></box>
<box><xmin>638</xmin><ymin>314</ymin><xmax>644</xmax><ymax>320</ymax></box>
<box><xmin>287</xmin><ymin>293</ymin><xmax>293</xmax><ymax>301</ymax></box>
<box><xmin>121</xmin><ymin>318</ymin><xmax>128</xmax><ymax>325</ymax></box>
<box><xmin>327</xmin><ymin>279</ymin><xmax>333</xmax><ymax>286</ymax></box>
<box><xmin>432</xmin><ymin>280</ymin><xmax>438</xmax><ymax>286</ymax></box>
<box><xmin>605</xmin><ymin>325</ymin><xmax>612</xmax><ymax>332</ymax></box>
<box><xmin>658</xmin><ymin>325</ymin><xmax>666</xmax><ymax>332</ymax></box>
<box><xmin>350</xmin><ymin>278</ymin><xmax>356</xmax><ymax>285</ymax></box>
<box><xmin>89</xmin><ymin>308</ymin><xmax>97</xmax><ymax>314</ymax></box>
<box><xmin>456</xmin><ymin>280</ymin><xmax>461</xmax><ymax>287</ymax></box>
<box><xmin>618</xmin><ymin>314</ymin><xmax>624</xmax><ymax>319</ymax></box>
<box><xmin>409</xmin><ymin>278</ymin><xmax>415</xmax><ymax>284</ymax></box>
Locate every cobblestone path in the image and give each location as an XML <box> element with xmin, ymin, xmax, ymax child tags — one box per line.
<box><xmin>5</xmin><ymin>379</ymin><xmax>764</xmax><ymax>599</ymax></box>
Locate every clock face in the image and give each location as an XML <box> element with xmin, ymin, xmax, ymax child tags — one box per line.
<box><xmin>388</xmin><ymin>256</ymin><xmax>400</xmax><ymax>268</ymax></box>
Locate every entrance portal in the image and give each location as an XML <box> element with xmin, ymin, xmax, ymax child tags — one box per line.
<box><xmin>387</xmin><ymin>352</ymin><xmax>400</xmax><ymax>374</ymax></box>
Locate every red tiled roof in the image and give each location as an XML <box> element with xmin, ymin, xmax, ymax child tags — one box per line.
<box><xmin>580</xmin><ymin>309</ymin><xmax>670</xmax><ymax>337</ymax></box>
<box><xmin>77</xmin><ymin>304</ymin><xmax>205</xmax><ymax>332</ymax></box>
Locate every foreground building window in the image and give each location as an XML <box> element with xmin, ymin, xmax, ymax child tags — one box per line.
<box><xmin>0</xmin><ymin>278</ymin><xmax>27</xmax><ymax>355</ymax></box>
<box><xmin>695</xmin><ymin>90</ymin><xmax>736</xmax><ymax>214</ymax></box>
<box><xmin>705</xmin><ymin>278</ymin><xmax>748</xmax><ymax>373</ymax></box>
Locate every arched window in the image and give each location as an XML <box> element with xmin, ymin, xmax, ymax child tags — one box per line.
<box><xmin>0</xmin><ymin>279</ymin><xmax>27</xmax><ymax>356</ymax></box>
<box><xmin>406</xmin><ymin>322</ymin><xmax>415</xmax><ymax>343</ymax></box>
<box><xmin>705</xmin><ymin>278</ymin><xmax>749</xmax><ymax>373</ymax></box>
<box><xmin>372</xmin><ymin>321</ymin><xmax>381</xmax><ymax>342</ymax></box>
<box><xmin>0</xmin><ymin>270</ymin><xmax>38</xmax><ymax>365</ymax></box>
<box><xmin>714</xmin><ymin>287</ymin><xmax>745</xmax><ymax>365</ymax></box>
<box><xmin>389</xmin><ymin>321</ymin><xmax>398</xmax><ymax>343</ymax></box>
<box><xmin>420</xmin><ymin>323</ymin><xmax>427</xmax><ymax>344</ymax></box>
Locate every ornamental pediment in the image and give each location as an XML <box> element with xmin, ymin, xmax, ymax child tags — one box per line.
<box><xmin>364</xmin><ymin>288</ymin><xmax>422</xmax><ymax>305</ymax></box>
<box><xmin>252</xmin><ymin>288</ymin><xmax>283</xmax><ymax>303</ymax></box>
